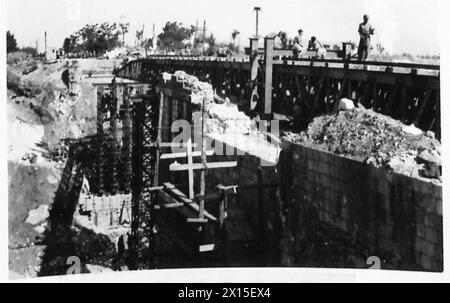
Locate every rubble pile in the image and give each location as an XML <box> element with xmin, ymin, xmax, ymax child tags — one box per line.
<box><xmin>164</xmin><ymin>70</ymin><xmax>214</xmax><ymax>105</ymax></box>
<box><xmin>207</xmin><ymin>102</ymin><xmax>254</xmax><ymax>135</ymax></box>
<box><xmin>284</xmin><ymin>108</ymin><xmax>441</xmax><ymax>180</ymax></box>
<box><xmin>164</xmin><ymin>71</ymin><xmax>254</xmax><ymax>135</ymax></box>
<box><xmin>7</xmin><ymin>58</ymin><xmax>118</xmax><ymax>278</ymax></box>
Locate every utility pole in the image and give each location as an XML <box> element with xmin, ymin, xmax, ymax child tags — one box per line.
<box><xmin>194</xmin><ymin>20</ymin><xmax>198</xmax><ymax>44</ymax></box>
<box><xmin>254</xmin><ymin>7</ymin><xmax>261</xmax><ymax>39</ymax></box>
<box><xmin>44</xmin><ymin>31</ymin><xmax>47</xmax><ymax>57</ymax></box>
<box><xmin>203</xmin><ymin>20</ymin><xmax>206</xmax><ymax>42</ymax></box>
<box><xmin>152</xmin><ymin>22</ymin><xmax>156</xmax><ymax>47</ymax></box>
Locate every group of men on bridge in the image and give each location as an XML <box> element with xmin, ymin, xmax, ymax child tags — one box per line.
<box><xmin>289</xmin><ymin>14</ymin><xmax>375</xmax><ymax>61</ymax></box>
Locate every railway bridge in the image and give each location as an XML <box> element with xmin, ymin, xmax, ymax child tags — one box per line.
<box><xmin>116</xmin><ymin>37</ymin><xmax>440</xmax><ymax>137</ymax></box>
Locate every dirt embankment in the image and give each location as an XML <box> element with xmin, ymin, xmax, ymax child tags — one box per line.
<box><xmin>283</xmin><ymin>108</ymin><xmax>441</xmax><ymax>182</ymax></box>
<box><xmin>7</xmin><ymin>57</ymin><xmax>118</xmax><ymax>278</ymax></box>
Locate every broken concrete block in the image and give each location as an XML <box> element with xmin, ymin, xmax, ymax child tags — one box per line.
<box><xmin>416</xmin><ymin>149</ymin><xmax>441</xmax><ymax>179</ymax></box>
<box><xmin>25</xmin><ymin>204</ymin><xmax>49</xmax><ymax>225</ymax></box>
<box><xmin>338</xmin><ymin>98</ymin><xmax>355</xmax><ymax>111</ymax></box>
<box><xmin>402</xmin><ymin>124</ymin><xmax>422</xmax><ymax>136</ymax></box>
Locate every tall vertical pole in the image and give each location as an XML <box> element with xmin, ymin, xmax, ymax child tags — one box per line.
<box><xmin>44</xmin><ymin>31</ymin><xmax>47</xmax><ymax>57</ymax></box>
<box><xmin>203</xmin><ymin>20</ymin><xmax>206</xmax><ymax>42</ymax></box>
<box><xmin>249</xmin><ymin>38</ymin><xmax>260</xmax><ymax>111</ymax></box>
<box><xmin>264</xmin><ymin>37</ymin><xmax>274</xmax><ymax>116</ymax></box>
<box><xmin>197</xmin><ymin>96</ymin><xmax>207</xmax><ymax>233</ymax></box>
<box><xmin>192</xmin><ymin>20</ymin><xmax>198</xmax><ymax>46</ymax></box>
<box><xmin>263</xmin><ymin>37</ymin><xmax>274</xmax><ymax>142</ymax></box>
<box><xmin>256</xmin><ymin>12</ymin><xmax>259</xmax><ymax>38</ymax></box>
<box><xmin>254</xmin><ymin>7</ymin><xmax>261</xmax><ymax>38</ymax></box>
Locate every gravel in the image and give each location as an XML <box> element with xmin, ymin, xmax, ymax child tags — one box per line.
<box><xmin>283</xmin><ymin>108</ymin><xmax>441</xmax><ymax>180</ymax></box>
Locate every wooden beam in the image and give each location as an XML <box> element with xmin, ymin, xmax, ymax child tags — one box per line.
<box><xmin>169</xmin><ymin>161</ymin><xmax>237</xmax><ymax>171</ymax></box>
<box><xmin>414</xmin><ymin>89</ymin><xmax>432</xmax><ymax>125</ymax></box>
<box><xmin>161</xmin><ymin>183</ymin><xmax>218</xmax><ymax>221</ymax></box>
<box><xmin>160</xmin><ymin>149</ymin><xmax>214</xmax><ymax>159</ymax></box>
<box><xmin>264</xmin><ymin>37</ymin><xmax>274</xmax><ymax>115</ymax></box>
<box><xmin>186</xmin><ymin>138</ymin><xmax>194</xmax><ymax>199</ymax></box>
<box><xmin>145</xmin><ymin>142</ymin><xmax>198</xmax><ymax>148</ymax></box>
<box><xmin>186</xmin><ymin>218</ymin><xmax>208</xmax><ymax>224</ymax></box>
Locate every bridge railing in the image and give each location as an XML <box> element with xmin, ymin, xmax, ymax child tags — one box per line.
<box><xmin>115</xmin><ymin>38</ymin><xmax>440</xmax><ymax>138</ymax></box>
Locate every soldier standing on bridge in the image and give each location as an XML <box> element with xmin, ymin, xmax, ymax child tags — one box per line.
<box><xmin>357</xmin><ymin>14</ymin><xmax>375</xmax><ymax>61</ymax></box>
<box><xmin>292</xmin><ymin>29</ymin><xmax>304</xmax><ymax>58</ymax></box>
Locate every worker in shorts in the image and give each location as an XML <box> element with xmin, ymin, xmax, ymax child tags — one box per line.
<box><xmin>357</xmin><ymin>14</ymin><xmax>375</xmax><ymax>61</ymax></box>
<box><xmin>292</xmin><ymin>29</ymin><xmax>304</xmax><ymax>58</ymax></box>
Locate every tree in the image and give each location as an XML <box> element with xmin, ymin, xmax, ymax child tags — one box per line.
<box><xmin>231</xmin><ymin>29</ymin><xmax>240</xmax><ymax>41</ymax></box>
<box><xmin>62</xmin><ymin>22</ymin><xmax>121</xmax><ymax>56</ymax></box>
<box><xmin>7</xmin><ymin>31</ymin><xmax>18</xmax><ymax>53</ymax></box>
<box><xmin>204</xmin><ymin>33</ymin><xmax>217</xmax><ymax>55</ymax></box>
<box><xmin>157</xmin><ymin>21</ymin><xmax>195</xmax><ymax>51</ymax></box>
<box><xmin>141</xmin><ymin>38</ymin><xmax>154</xmax><ymax>56</ymax></box>
<box><xmin>136</xmin><ymin>25</ymin><xmax>144</xmax><ymax>46</ymax></box>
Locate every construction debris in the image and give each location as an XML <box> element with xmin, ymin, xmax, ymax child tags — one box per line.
<box><xmin>283</xmin><ymin>108</ymin><xmax>441</xmax><ymax>180</ymax></box>
<box><xmin>25</xmin><ymin>205</ymin><xmax>50</xmax><ymax>226</ymax></box>
<box><xmin>206</xmin><ymin>102</ymin><xmax>254</xmax><ymax>134</ymax></box>
<box><xmin>338</xmin><ymin>98</ymin><xmax>355</xmax><ymax>111</ymax></box>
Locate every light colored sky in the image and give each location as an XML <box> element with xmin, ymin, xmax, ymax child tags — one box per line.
<box><xmin>6</xmin><ymin>0</ymin><xmax>440</xmax><ymax>56</ymax></box>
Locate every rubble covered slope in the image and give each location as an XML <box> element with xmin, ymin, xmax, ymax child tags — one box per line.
<box><xmin>284</xmin><ymin>108</ymin><xmax>441</xmax><ymax>181</ymax></box>
<box><xmin>7</xmin><ymin>57</ymin><xmax>119</xmax><ymax>278</ymax></box>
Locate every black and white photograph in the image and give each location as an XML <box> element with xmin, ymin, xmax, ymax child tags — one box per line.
<box><xmin>3</xmin><ymin>0</ymin><xmax>445</xmax><ymax>281</ymax></box>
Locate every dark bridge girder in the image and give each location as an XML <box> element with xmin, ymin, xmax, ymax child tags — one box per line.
<box><xmin>115</xmin><ymin>54</ymin><xmax>440</xmax><ymax>138</ymax></box>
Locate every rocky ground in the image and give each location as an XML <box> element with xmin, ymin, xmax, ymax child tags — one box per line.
<box><xmin>7</xmin><ymin>56</ymin><xmax>121</xmax><ymax>278</ymax></box>
<box><xmin>283</xmin><ymin>107</ymin><xmax>441</xmax><ymax>182</ymax></box>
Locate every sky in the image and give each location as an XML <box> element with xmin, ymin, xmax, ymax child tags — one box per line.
<box><xmin>6</xmin><ymin>0</ymin><xmax>440</xmax><ymax>56</ymax></box>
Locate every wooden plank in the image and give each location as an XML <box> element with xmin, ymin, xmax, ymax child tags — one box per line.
<box><xmin>169</xmin><ymin>161</ymin><xmax>237</xmax><ymax>171</ymax></box>
<box><xmin>145</xmin><ymin>142</ymin><xmax>198</xmax><ymax>148</ymax></box>
<box><xmin>186</xmin><ymin>138</ymin><xmax>194</xmax><ymax>199</ymax></box>
<box><xmin>199</xmin><ymin>244</ymin><xmax>215</xmax><ymax>252</ymax></box>
<box><xmin>160</xmin><ymin>150</ymin><xmax>214</xmax><ymax>159</ymax></box>
<box><xmin>158</xmin><ymin>190</ymin><xmax>184</xmax><ymax>205</ymax></box>
<box><xmin>199</xmin><ymin>97</ymin><xmax>207</xmax><ymax>223</ymax></box>
<box><xmin>414</xmin><ymin>89</ymin><xmax>431</xmax><ymax>125</ymax></box>
<box><xmin>162</xmin><ymin>182</ymin><xmax>192</xmax><ymax>204</ymax></box>
<box><xmin>160</xmin><ymin>202</ymin><xmax>184</xmax><ymax>209</ymax></box>
<box><xmin>161</xmin><ymin>182</ymin><xmax>217</xmax><ymax>221</ymax></box>
<box><xmin>186</xmin><ymin>218</ymin><xmax>208</xmax><ymax>224</ymax></box>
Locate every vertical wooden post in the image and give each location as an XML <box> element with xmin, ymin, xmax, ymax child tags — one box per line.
<box><xmin>249</xmin><ymin>38</ymin><xmax>259</xmax><ymax>111</ymax></box>
<box><xmin>264</xmin><ymin>37</ymin><xmax>274</xmax><ymax>116</ymax></box>
<box><xmin>186</xmin><ymin>138</ymin><xmax>194</xmax><ymax>199</ymax></box>
<box><xmin>199</xmin><ymin>96</ymin><xmax>207</xmax><ymax>223</ymax></box>
<box><xmin>219</xmin><ymin>194</ymin><xmax>227</xmax><ymax>227</ymax></box>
